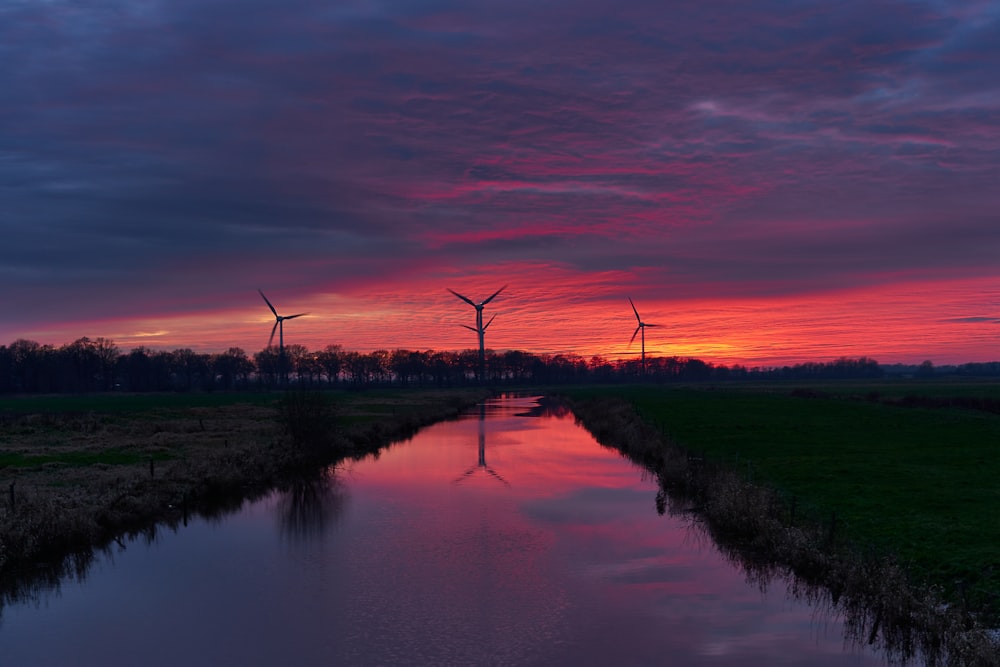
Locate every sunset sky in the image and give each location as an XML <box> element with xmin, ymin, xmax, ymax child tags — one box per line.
<box><xmin>3</xmin><ymin>0</ymin><xmax>998</xmax><ymax>366</ymax></box>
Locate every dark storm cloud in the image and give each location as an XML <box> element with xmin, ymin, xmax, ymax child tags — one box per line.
<box><xmin>2</xmin><ymin>0</ymin><xmax>998</xmax><ymax>331</ymax></box>
<box><xmin>945</xmin><ymin>317</ymin><xmax>1000</xmax><ymax>324</ymax></box>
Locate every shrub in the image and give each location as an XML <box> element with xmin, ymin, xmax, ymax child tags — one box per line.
<box><xmin>277</xmin><ymin>391</ymin><xmax>337</xmax><ymax>460</ymax></box>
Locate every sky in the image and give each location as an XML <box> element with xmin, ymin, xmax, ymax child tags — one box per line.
<box><xmin>2</xmin><ymin>0</ymin><xmax>999</xmax><ymax>367</ymax></box>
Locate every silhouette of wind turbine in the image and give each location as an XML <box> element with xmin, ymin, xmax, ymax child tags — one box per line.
<box><xmin>463</xmin><ymin>314</ymin><xmax>497</xmax><ymax>339</ymax></box>
<box><xmin>448</xmin><ymin>285</ymin><xmax>506</xmax><ymax>382</ymax></box>
<box><xmin>453</xmin><ymin>403</ymin><xmax>509</xmax><ymax>487</ymax></box>
<box><xmin>259</xmin><ymin>289</ymin><xmax>308</xmax><ymax>382</ymax></box>
<box><xmin>628</xmin><ymin>297</ymin><xmax>659</xmax><ymax>374</ymax></box>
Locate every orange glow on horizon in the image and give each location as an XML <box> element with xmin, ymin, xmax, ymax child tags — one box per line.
<box><xmin>5</xmin><ymin>268</ymin><xmax>998</xmax><ymax>368</ymax></box>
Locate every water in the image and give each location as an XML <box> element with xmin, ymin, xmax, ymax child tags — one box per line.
<box><xmin>0</xmin><ymin>395</ymin><xmax>884</xmax><ymax>666</ymax></box>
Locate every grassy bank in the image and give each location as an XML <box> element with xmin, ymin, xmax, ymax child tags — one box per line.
<box><xmin>0</xmin><ymin>388</ymin><xmax>490</xmax><ymax>605</ymax></box>
<box><xmin>562</xmin><ymin>381</ymin><xmax>1000</xmax><ymax>663</ymax></box>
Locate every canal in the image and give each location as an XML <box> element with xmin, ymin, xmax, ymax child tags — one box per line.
<box><xmin>0</xmin><ymin>395</ymin><xmax>884</xmax><ymax>665</ymax></box>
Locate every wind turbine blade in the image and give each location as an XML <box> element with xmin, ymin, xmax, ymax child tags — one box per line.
<box><xmin>644</xmin><ymin>323</ymin><xmax>659</xmax><ymax>327</ymax></box>
<box><xmin>462</xmin><ymin>325</ymin><xmax>479</xmax><ymax>333</ymax></box>
<box><xmin>485</xmin><ymin>467</ymin><xmax>511</xmax><ymax>487</ymax></box>
<box><xmin>448</xmin><ymin>288</ymin><xmax>476</xmax><ymax>307</ymax></box>
<box><xmin>482</xmin><ymin>284</ymin><xmax>507</xmax><ymax>305</ymax></box>
<box><xmin>629</xmin><ymin>326</ymin><xmax>641</xmax><ymax>346</ymax></box>
<box><xmin>259</xmin><ymin>289</ymin><xmax>278</xmax><ymax>318</ymax></box>
<box><xmin>628</xmin><ymin>297</ymin><xmax>642</xmax><ymax>323</ymax></box>
<box><xmin>483</xmin><ymin>314</ymin><xmax>497</xmax><ymax>331</ymax></box>
<box><xmin>268</xmin><ymin>321</ymin><xmax>278</xmax><ymax>348</ymax></box>
<box><xmin>284</xmin><ymin>312</ymin><xmax>309</xmax><ymax>320</ymax></box>
<box><xmin>452</xmin><ymin>468</ymin><xmax>478</xmax><ymax>484</ymax></box>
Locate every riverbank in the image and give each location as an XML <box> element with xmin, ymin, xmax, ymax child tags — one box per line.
<box><xmin>561</xmin><ymin>386</ymin><xmax>1000</xmax><ymax>665</ymax></box>
<box><xmin>0</xmin><ymin>388</ymin><xmax>490</xmax><ymax>607</ymax></box>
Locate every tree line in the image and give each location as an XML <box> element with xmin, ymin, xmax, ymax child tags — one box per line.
<box><xmin>0</xmin><ymin>336</ymin><xmax>968</xmax><ymax>395</ymax></box>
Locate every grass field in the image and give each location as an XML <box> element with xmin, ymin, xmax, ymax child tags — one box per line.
<box><xmin>563</xmin><ymin>379</ymin><xmax>1000</xmax><ymax>611</ymax></box>
<box><xmin>4</xmin><ymin>380</ymin><xmax>999</xmax><ymax>650</ymax></box>
<box><xmin>0</xmin><ymin>387</ymin><xmax>489</xmax><ymax>596</ymax></box>
<box><xmin>0</xmin><ymin>392</ymin><xmax>278</xmax><ymax>415</ymax></box>
<box><xmin>0</xmin><ymin>389</ymin><xmax>480</xmax><ymax>465</ymax></box>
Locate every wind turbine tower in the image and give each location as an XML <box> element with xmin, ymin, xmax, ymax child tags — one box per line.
<box><xmin>259</xmin><ymin>289</ymin><xmax>308</xmax><ymax>384</ymax></box>
<box><xmin>629</xmin><ymin>297</ymin><xmax>660</xmax><ymax>375</ymax></box>
<box><xmin>448</xmin><ymin>285</ymin><xmax>506</xmax><ymax>383</ymax></box>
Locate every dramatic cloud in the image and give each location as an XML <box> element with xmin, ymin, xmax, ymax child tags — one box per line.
<box><xmin>2</xmin><ymin>0</ymin><xmax>998</xmax><ymax>363</ymax></box>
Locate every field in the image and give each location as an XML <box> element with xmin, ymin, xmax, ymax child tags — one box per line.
<box><xmin>0</xmin><ymin>388</ymin><xmax>489</xmax><ymax>601</ymax></box>
<box><xmin>4</xmin><ymin>379</ymin><xmax>999</xmax><ymax>660</ymax></box>
<box><xmin>563</xmin><ymin>378</ymin><xmax>1000</xmax><ymax>612</ymax></box>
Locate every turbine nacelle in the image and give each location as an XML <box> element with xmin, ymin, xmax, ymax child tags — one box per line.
<box><xmin>448</xmin><ymin>285</ymin><xmax>507</xmax><ymax>311</ymax></box>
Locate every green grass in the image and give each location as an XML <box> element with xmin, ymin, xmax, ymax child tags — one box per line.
<box><xmin>564</xmin><ymin>382</ymin><xmax>1000</xmax><ymax>605</ymax></box>
<box><xmin>0</xmin><ymin>392</ymin><xmax>278</xmax><ymax>415</ymax></box>
<box><xmin>0</xmin><ymin>448</ymin><xmax>175</xmax><ymax>468</ymax></box>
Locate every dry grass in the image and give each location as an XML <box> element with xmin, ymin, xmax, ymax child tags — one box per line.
<box><xmin>0</xmin><ymin>389</ymin><xmax>489</xmax><ymax>612</ymax></box>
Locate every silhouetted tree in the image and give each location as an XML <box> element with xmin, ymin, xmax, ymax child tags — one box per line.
<box><xmin>283</xmin><ymin>344</ymin><xmax>310</xmax><ymax>386</ymax></box>
<box><xmin>340</xmin><ymin>351</ymin><xmax>366</xmax><ymax>386</ymax></box>
<box><xmin>390</xmin><ymin>349</ymin><xmax>431</xmax><ymax>387</ymax></box>
<box><xmin>4</xmin><ymin>334</ymin><xmax>997</xmax><ymax>395</ymax></box>
<box><xmin>254</xmin><ymin>348</ymin><xmax>282</xmax><ymax>388</ymax></box>
<box><xmin>213</xmin><ymin>347</ymin><xmax>253</xmax><ymax>390</ymax></box>
<box><xmin>170</xmin><ymin>349</ymin><xmax>210</xmax><ymax>391</ymax></box>
<box><xmin>93</xmin><ymin>337</ymin><xmax>119</xmax><ymax>390</ymax></box>
<box><xmin>369</xmin><ymin>349</ymin><xmax>392</xmax><ymax>385</ymax></box>
<box><xmin>120</xmin><ymin>346</ymin><xmax>153</xmax><ymax>391</ymax></box>
<box><xmin>317</xmin><ymin>345</ymin><xmax>342</xmax><ymax>386</ymax></box>
<box><xmin>0</xmin><ymin>344</ymin><xmax>13</xmax><ymax>393</ymax></box>
<box><xmin>9</xmin><ymin>339</ymin><xmax>56</xmax><ymax>392</ymax></box>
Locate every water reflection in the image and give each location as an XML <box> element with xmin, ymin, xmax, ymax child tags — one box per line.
<box><xmin>0</xmin><ymin>511</ymin><xmax>191</xmax><ymax>626</ymax></box>
<box><xmin>453</xmin><ymin>403</ymin><xmax>510</xmax><ymax>486</ymax></box>
<box><xmin>0</xmin><ymin>549</ymin><xmax>95</xmax><ymax>629</ymax></box>
<box><xmin>276</xmin><ymin>470</ymin><xmax>349</xmax><ymax>543</ymax></box>
<box><xmin>0</xmin><ymin>394</ymin><xmax>899</xmax><ymax>666</ymax></box>
<box><xmin>578</xmin><ymin>398</ymin><xmax>995</xmax><ymax>666</ymax></box>
<box><xmin>512</xmin><ymin>395</ymin><xmax>573</xmax><ymax>419</ymax></box>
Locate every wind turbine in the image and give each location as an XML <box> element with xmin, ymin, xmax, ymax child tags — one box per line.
<box><xmin>628</xmin><ymin>297</ymin><xmax>660</xmax><ymax>375</ymax></box>
<box><xmin>259</xmin><ymin>289</ymin><xmax>308</xmax><ymax>383</ymax></box>
<box><xmin>448</xmin><ymin>285</ymin><xmax>506</xmax><ymax>382</ymax></box>
<box><xmin>453</xmin><ymin>403</ymin><xmax>509</xmax><ymax>487</ymax></box>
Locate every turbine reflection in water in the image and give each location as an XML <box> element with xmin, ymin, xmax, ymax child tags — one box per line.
<box><xmin>452</xmin><ymin>403</ymin><xmax>509</xmax><ymax>487</ymax></box>
<box><xmin>0</xmin><ymin>395</ymin><xmax>898</xmax><ymax>666</ymax></box>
